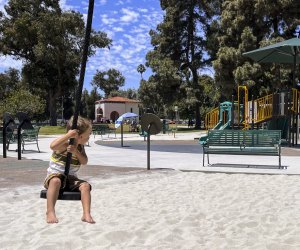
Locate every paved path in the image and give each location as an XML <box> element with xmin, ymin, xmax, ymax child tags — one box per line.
<box><xmin>1</xmin><ymin>131</ymin><xmax>300</xmax><ymax>175</ymax></box>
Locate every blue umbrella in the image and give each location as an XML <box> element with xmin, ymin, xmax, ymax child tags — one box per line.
<box><xmin>115</xmin><ymin>112</ymin><xmax>138</xmax><ymax>128</ymax></box>
<box><xmin>115</xmin><ymin>112</ymin><xmax>138</xmax><ymax>147</ymax></box>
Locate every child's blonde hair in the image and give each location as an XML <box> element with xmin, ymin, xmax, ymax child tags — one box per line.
<box><xmin>67</xmin><ymin>116</ymin><xmax>91</xmax><ymax>135</ymax></box>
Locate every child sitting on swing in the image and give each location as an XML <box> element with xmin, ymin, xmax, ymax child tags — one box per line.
<box><xmin>44</xmin><ymin>116</ymin><xmax>95</xmax><ymax>224</ymax></box>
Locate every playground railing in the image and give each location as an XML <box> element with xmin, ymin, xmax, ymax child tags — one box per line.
<box><xmin>254</xmin><ymin>94</ymin><xmax>273</xmax><ymax>124</ymax></box>
<box><xmin>205</xmin><ymin>107</ymin><xmax>219</xmax><ymax>130</ymax></box>
<box><xmin>291</xmin><ymin>88</ymin><xmax>300</xmax><ymax>114</ymax></box>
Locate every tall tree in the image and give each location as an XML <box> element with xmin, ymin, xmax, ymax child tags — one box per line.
<box><xmin>87</xmin><ymin>87</ymin><xmax>101</xmax><ymax>120</ymax></box>
<box><xmin>144</xmin><ymin>0</ymin><xmax>219</xmax><ymax>128</ymax></box>
<box><xmin>79</xmin><ymin>88</ymin><xmax>101</xmax><ymax>120</ymax></box>
<box><xmin>138</xmin><ymin>79</ymin><xmax>165</xmax><ymax>115</ymax></box>
<box><xmin>92</xmin><ymin>68</ymin><xmax>125</xmax><ymax>97</ymax></box>
<box><xmin>213</xmin><ymin>0</ymin><xmax>300</xmax><ymax>99</ymax></box>
<box><xmin>137</xmin><ymin>64</ymin><xmax>146</xmax><ymax>79</ymax></box>
<box><xmin>0</xmin><ymin>0</ymin><xmax>112</xmax><ymax>125</ymax></box>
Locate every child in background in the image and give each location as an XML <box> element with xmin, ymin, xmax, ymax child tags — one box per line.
<box><xmin>44</xmin><ymin>116</ymin><xmax>95</xmax><ymax>224</ymax></box>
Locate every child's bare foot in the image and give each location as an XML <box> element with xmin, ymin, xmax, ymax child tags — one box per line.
<box><xmin>46</xmin><ymin>211</ymin><xmax>58</xmax><ymax>223</ymax></box>
<box><xmin>81</xmin><ymin>214</ymin><xmax>95</xmax><ymax>224</ymax></box>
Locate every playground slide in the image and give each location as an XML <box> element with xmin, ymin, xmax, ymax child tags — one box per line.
<box><xmin>219</xmin><ymin>121</ymin><xmax>231</xmax><ymax>130</ymax></box>
<box><xmin>199</xmin><ymin>120</ymin><xmax>231</xmax><ymax>144</ymax></box>
<box><xmin>212</xmin><ymin>121</ymin><xmax>223</xmax><ymax>130</ymax></box>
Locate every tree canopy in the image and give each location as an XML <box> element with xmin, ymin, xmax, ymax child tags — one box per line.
<box><xmin>137</xmin><ymin>64</ymin><xmax>146</xmax><ymax>79</ymax></box>
<box><xmin>213</xmin><ymin>0</ymin><xmax>300</xmax><ymax>99</ymax></box>
<box><xmin>92</xmin><ymin>68</ymin><xmax>125</xmax><ymax>97</ymax></box>
<box><xmin>0</xmin><ymin>0</ymin><xmax>112</xmax><ymax>125</ymax></box>
<box><xmin>141</xmin><ymin>0</ymin><xmax>220</xmax><ymax>127</ymax></box>
<box><xmin>0</xmin><ymin>86</ymin><xmax>46</xmax><ymax>119</ymax></box>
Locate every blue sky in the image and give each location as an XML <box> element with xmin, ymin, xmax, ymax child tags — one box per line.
<box><xmin>0</xmin><ymin>0</ymin><xmax>164</xmax><ymax>93</ymax></box>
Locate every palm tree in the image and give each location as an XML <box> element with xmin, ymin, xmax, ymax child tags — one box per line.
<box><xmin>137</xmin><ymin>64</ymin><xmax>146</xmax><ymax>79</ymax></box>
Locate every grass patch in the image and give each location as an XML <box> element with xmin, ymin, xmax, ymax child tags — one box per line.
<box><xmin>39</xmin><ymin>124</ymin><xmax>204</xmax><ymax>135</ymax></box>
<box><xmin>39</xmin><ymin>126</ymin><xmax>66</xmax><ymax>135</ymax></box>
<box><xmin>176</xmin><ymin>127</ymin><xmax>203</xmax><ymax>133</ymax></box>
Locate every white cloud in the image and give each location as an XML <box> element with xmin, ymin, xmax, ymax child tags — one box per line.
<box><xmin>130</xmin><ymin>27</ymin><xmax>144</xmax><ymax>34</ymax></box>
<box><xmin>82</xmin><ymin>13</ymin><xmax>88</xmax><ymax>24</ymax></box>
<box><xmin>100</xmin><ymin>14</ymin><xmax>118</xmax><ymax>25</ymax></box>
<box><xmin>102</xmin><ymin>28</ymin><xmax>115</xmax><ymax>40</ymax></box>
<box><xmin>112</xmin><ymin>44</ymin><xmax>123</xmax><ymax>53</ymax></box>
<box><xmin>0</xmin><ymin>1</ymin><xmax>6</xmax><ymax>13</ymax></box>
<box><xmin>112</xmin><ymin>26</ymin><xmax>124</xmax><ymax>32</ymax></box>
<box><xmin>98</xmin><ymin>0</ymin><xmax>107</xmax><ymax>5</ymax></box>
<box><xmin>123</xmin><ymin>33</ymin><xmax>148</xmax><ymax>47</ymax></box>
<box><xmin>120</xmin><ymin>52</ymin><xmax>132</xmax><ymax>60</ymax></box>
<box><xmin>138</xmin><ymin>8</ymin><xmax>148</xmax><ymax>13</ymax></box>
<box><xmin>0</xmin><ymin>56</ymin><xmax>23</xmax><ymax>70</ymax></box>
<box><xmin>118</xmin><ymin>39</ymin><xmax>127</xmax><ymax>46</ymax></box>
<box><xmin>116</xmin><ymin>0</ymin><xmax>125</xmax><ymax>5</ymax></box>
<box><xmin>60</xmin><ymin>0</ymin><xmax>77</xmax><ymax>11</ymax></box>
<box><xmin>120</xmin><ymin>8</ymin><xmax>139</xmax><ymax>23</ymax></box>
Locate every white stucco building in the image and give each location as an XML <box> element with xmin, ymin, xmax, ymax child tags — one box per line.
<box><xmin>94</xmin><ymin>96</ymin><xmax>140</xmax><ymax>123</ymax></box>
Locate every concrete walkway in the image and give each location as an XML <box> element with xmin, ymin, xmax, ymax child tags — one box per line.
<box><xmin>1</xmin><ymin>131</ymin><xmax>300</xmax><ymax>175</ymax></box>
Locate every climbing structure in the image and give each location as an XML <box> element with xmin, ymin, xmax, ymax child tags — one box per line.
<box><xmin>205</xmin><ymin>86</ymin><xmax>300</xmax><ymax>145</ymax></box>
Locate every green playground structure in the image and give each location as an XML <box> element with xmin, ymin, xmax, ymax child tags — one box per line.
<box><xmin>201</xmin><ymin>85</ymin><xmax>299</xmax><ymax>146</ymax></box>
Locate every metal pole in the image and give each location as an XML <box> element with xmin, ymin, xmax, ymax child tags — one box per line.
<box><xmin>147</xmin><ymin>124</ymin><xmax>152</xmax><ymax>170</ymax></box>
<box><xmin>288</xmin><ymin>91</ymin><xmax>292</xmax><ymax>147</ymax></box>
<box><xmin>296</xmin><ymin>91</ymin><xmax>299</xmax><ymax>145</ymax></box>
<box><xmin>17</xmin><ymin>125</ymin><xmax>22</xmax><ymax>160</ymax></box>
<box><xmin>17</xmin><ymin>120</ymin><xmax>27</xmax><ymax>160</ymax></box>
<box><xmin>2</xmin><ymin>125</ymin><xmax>6</xmax><ymax>158</ymax></box>
<box><xmin>292</xmin><ymin>52</ymin><xmax>296</xmax><ymax>146</ymax></box>
<box><xmin>2</xmin><ymin>114</ymin><xmax>14</xmax><ymax>158</ymax></box>
<box><xmin>251</xmin><ymin>95</ymin><xmax>254</xmax><ymax>130</ymax></box>
<box><xmin>231</xmin><ymin>95</ymin><xmax>234</xmax><ymax>129</ymax></box>
<box><xmin>121</xmin><ymin>123</ymin><xmax>124</xmax><ymax>147</ymax></box>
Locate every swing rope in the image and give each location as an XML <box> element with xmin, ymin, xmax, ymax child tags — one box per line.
<box><xmin>63</xmin><ymin>0</ymin><xmax>95</xmax><ymax>191</ymax></box>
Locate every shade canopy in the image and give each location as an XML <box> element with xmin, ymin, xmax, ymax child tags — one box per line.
<box><xmin>243</xmin><ymin>38</ymin><xmax>300</xmax><ymax>64</ymax></box>
<box><xmin>115</xmin><ymin>112</ymin><xmax>138</xmax><ymax>128</ymax></box>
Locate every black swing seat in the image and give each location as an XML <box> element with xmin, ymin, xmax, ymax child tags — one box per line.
<box><xmin>40</xmin><ymin>189</ymin><xmax>81</xmax><ymax>200</ymax></box>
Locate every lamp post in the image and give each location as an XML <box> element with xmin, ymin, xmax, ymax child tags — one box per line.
<box><xmin>174</xmin><ymin>105</ymin><xmax>178</xmax><ymax>130</ymax></box>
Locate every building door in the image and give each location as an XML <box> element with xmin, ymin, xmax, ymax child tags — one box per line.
<box><xmin>110</xmin><ymin>111</ymin><xmax>119</xmax><ymax>122</ymax></box>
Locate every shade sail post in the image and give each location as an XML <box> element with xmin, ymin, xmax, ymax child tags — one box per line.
<box><xmin>293</xmin><ymin>47</ymin><xmax>297</xmax><ymax>88</ymax></box>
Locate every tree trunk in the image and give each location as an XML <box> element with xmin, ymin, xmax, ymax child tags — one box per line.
<box><xmin>48</xmin><ymin>89</ymin><xmax>57</xmax><ymax>126</ymax></box>
<box><xmin>191</xmin><ymin>67</ymin><xmax>201</xmax><ymax>129</ymax></box>
<box><xmin>194</xmin><ymin>102</ymin><xmax>201</xmax><ymax>129</ymax></box>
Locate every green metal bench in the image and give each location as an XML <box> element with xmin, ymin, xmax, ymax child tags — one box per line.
<box><xmin>7</xmin><ymin>127</ymin><xmax>41</xmax><ymax>152</ymax></box>
<box><xmin>21</xmin><ymin>126</ymin><xmax>41</xmax><ymax>152</ymax></box>
<box><xmin>165</xmin><ymin>124</ymin><xmax>176</xmax><ymax>136</ymax></box>
<box><xmin>92</xmin><ymin>124</ymin><xmax>116</xmax><ymax>138</ymax></box>
<box><xmin>201</xmin><ymin>130</ymin><xmax>282</xmax><ymax>168</ymax></box>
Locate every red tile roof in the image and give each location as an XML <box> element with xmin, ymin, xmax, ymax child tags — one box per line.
<box><xmin>96</xmin><ymin>96</ymin><xmax>140</xmax><ymax>104</ymax></box>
